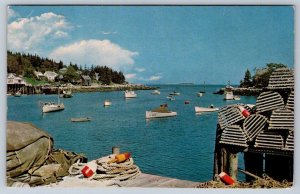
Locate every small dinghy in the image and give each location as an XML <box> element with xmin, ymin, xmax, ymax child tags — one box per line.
<box><xmin>71</xmin><ymin>117</ymin><xmax>91</xmax><ymax>122</ymax></box>
<box><xmin>195</xmin><ymin>105</ymin><xmax>219</xmax><ymax>113</ymax></box>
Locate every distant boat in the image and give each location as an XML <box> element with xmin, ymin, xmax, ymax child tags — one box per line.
<box><xmin>151</xmin><ymin>90</ymin><xmax>160</xmax><ymax>95</ymax></box>
<box><xmin>184</xmin><ymin>101</ymin><xmax>190</xmax><ymax>104</ymax></box>
<box><xmin>146</xmin><ymin>104</ymin><xmax>177</xmax><ymax>119</ymax></box>
<box><xmin>197</xmin><ymin>92</ymin><xmax>204</xmax><ymax>97</ymax></box>
<box><xmin>166</xmin><ymin>95</ymin><xmax>175</xmax><ymax>101</ymax></box>
<box><xmin>103</xmin><ymin>100</ymin><xmax>112</xmax><ymax>106</ymax></box>
<box><xmin>41</xmin><ymin>88</ymin><xmax>65</xmax><ymax>113</ymax></box>
<box><xmin>62</xmin><ymin>89</ymin><xmax>73</xmax><ymax>98</ymax></box>
<box><xmin>234</xmin><ymin>96</ymin><xmax>241</xmax><ymax>100</ymax></box>
<box><xmin>125</xmin><ymin>90</ymin><xmax>137</xmax><ymax>98</ymax></box>
<box><xmin>197</xmin><ymin>81</ymin><xmax>206</xmax><ymax>97</ymax></box>
<box><xmin>224</xmin><ymin>81</ymin><xmax>234</xmax><ymax>100</ymax></box>
<box><xmin>169</xmin><ymin>91</ymin><xmax>180</xmax><ymax>96</ymax></box>
<box><xmin>195</xmin><ymin>105</ymin><xmax>219</xmax><ymax>113</ymax></box>
<box><xmin>14</xmin><ymin>91</ymin><xmax>22</xmax><ymax>97</ymax></box>
<box><xmin>71</xmin><ymin>117</ymin><xmax>91</xmax><ymax>122</ymax></box>
<box><xmin>42</xmin><ymin>102</ymin><xmax>65</xmax><ymax>113</ymax></box>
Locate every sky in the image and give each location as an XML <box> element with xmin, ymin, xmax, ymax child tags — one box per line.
<box><xmin>7</xmin><ymin>5</ymin><xmax>294</xmax><ymax>84</ymax></box>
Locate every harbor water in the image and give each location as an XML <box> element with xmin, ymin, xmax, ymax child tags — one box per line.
<box><xmin>7</xmin><ymin>84</ymin><xmax>257</xmax><ymax>182</ymax></box>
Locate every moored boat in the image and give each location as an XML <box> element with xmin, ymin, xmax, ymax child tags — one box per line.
<box><xmin>224</xmin><ymin>82</ymin><xmax>234</xmax><ymax>100</ymax></box>
<box><xmin>14</xmin><ymin>91</ymin><xmax>22</xmax><ymax>97</ymax></box>
<box><xmin>234</xmin><ymin>96</ymin><xmax>241</xmax><ymax>100</ymax></box>
<box><xmin>195</xmin><ymin>105</ymin><xmax>219</xmax><ymax>113</ymax></box>
<box><xmin>103</xmin><ymin>100</ymin><xmax>112</xmax><ymax>106</ymax></box>
<box><xmin>169</xmin><ymin>91</ymin><xmax>180</xmax><ymax>96</ymax></box>
<box><xmin>42</xmin><ymin>102</ymin><xmax>65</xmax><ymax>113</ymax></box>
<box><xmin>151</xmin><ymin>90</ymin><xmax>160</xmax><ymax>95</ymax></box>
<box><xmin>41</xmin><ymin>87</ymin><xmax>65</xmax><ymax>113</ymax></box>
<box><xmin>62</xmin><ymin>90</ymin><xmax>73</xmax><ymax>98</ymax></box>
<box><xmin>145</xmin><ymin>104</ymin><xmax>177</xmax><ymax>119</ymax></box>
<box><xmin>71</xmin><ymin>117</ymin><xmax>91</xmax><ymax>122</ymax></box>
<box><xmin>124</xmin><ymin>90</ymin><xmax>137</xmax><ymax>98</ymax></box>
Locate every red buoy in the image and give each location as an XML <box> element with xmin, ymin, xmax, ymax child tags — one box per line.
<box><xmin>81</xmin><ymin>161</ymin><xmax>97</xmax><ymax>178</ymax></box>
<box><xmin>238</xmin><ymin>105</ymin><xmax>250</xmax><ymax>118</ymax></box>
<box><xmin>219</xmin><ymin>172</ymin><xmax>235</xmax><ymax>185</ymax></box>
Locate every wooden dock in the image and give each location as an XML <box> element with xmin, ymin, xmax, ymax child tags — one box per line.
<box><xmin>44</xmin><ymin>173</ymin><xmax>200</xmax><ymax>188</ymax></box>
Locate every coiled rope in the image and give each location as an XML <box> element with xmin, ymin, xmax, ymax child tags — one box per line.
<box><xmin>68</xmin><ymin>154</ymin><xmax>141</xmax><ymax>182</ymax></box>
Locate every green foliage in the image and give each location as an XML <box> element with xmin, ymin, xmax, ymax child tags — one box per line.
<box><xmin>240</xmin><ymin>63</ymin><xmax>287</xmax><ymax>88</ymax></box>
<box><xmin>24</xmin><ymin>77</ymin><xmax>49</xmax><ymax>86</ymax></box>
<box><xmin>62</xmin><ymin>66</ymin><xmax>80</xmax><ymax>83</ymax></box>
<box><xmin>240</xmin><ymin>69</ymin><xmax>253</xmax><ymax>88</ymax></box>
<box><xmin>7</xmin><ymin>50</ymin><xmax>126</xmax><ymax>85</ymax></box>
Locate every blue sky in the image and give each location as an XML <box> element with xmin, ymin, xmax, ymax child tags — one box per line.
<box><xmin>7</xmin><ymin>6</ymin><xmax>294</xmax><ymax>84</ymax></box>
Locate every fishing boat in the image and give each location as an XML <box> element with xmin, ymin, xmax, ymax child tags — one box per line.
<box><xmin>145</xmin><ymin>104</ymin><xmax>177</xmax><ymax>119</ymax></box>
<box><xmin>197</xmin><ymin>82</ymin><xmax>206</xmax><ymax>97</ymax></box>
<box><xmin>166</xmin><ymin>95</ymin><xmax>175</xmax><ymax>101</ymax></box>
<box><xmin>14</xmin><ymin>91</ymin><xmax>22</xmax><ymax>97</ymax></box>
<box><xmin>71</xmin><ymin>117</ymin><xmax>91</xmax><ymax>122</ymax></box>
<box><xmin>41</xmin><ymin>88</ymin><xmax>65</xmax><ymax>113</ymax></box>
<box><xmin>103</xmin><ymin>100</ymin><xmax>112</xmax><ymax>106</ymax></box>
<box><xmin>169</xmin><ymin>91</ymin><xmax>180</xmax><ymax>96</ymax></box>
<box><xmin>224</xmin><ymin>82</ymin><xmax>234</xmax><ymax>100</ymax></box>
<box><xmin>62</xmin><ymin>89</ymin><xmax>73</xmax><ymax>98</ymax></box>
<box><xmin>197</xmin><ymin>92</ymin><xmax>204</xmax><ymax>97</ymax></box>
<box><xmin>195</xmin><ymin>105</ymin><xmax>219</xmax><ymax>113</ymax></box>
<box><xmin>234</xmin><ymin>96</ymin><xmax>241</xmax><ymax>100</ymax></box>
<box><xmin>151</xmin><ymin>90</ymin><xmax>160</xmax><ymax>95</ymax></box>
<box><xmin>124</xmin><ymin>90</ymin><xmax>137</xmax><ymax>98</ymax></box>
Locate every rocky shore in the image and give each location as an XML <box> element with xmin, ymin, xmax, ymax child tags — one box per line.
<box><xmin>214</xmin><ymin>87</ymin><xmax>263</xmax><ymax>96</ymax></box>
<box><xmin>41</xmin><ymin>84</ymin><xmax>157</xmax><ymax>94</ymax></box>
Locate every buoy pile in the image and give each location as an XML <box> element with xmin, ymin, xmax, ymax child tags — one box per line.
<box><xmin>69</xmin><ymin>152</ymin><xmax>141</xmax><ymax>181</ymax></box>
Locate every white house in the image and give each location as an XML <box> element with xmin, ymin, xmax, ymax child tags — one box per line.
<box><xmin>7</xmin><ymin>73</ymin><xmax>26</xmax><ymax>85</ymax></box>
<box><xmin>59</xmin><ymin>67</ymin><xmax>68</xmax><ymax>74</ymax></box>
<box><xmin>44</xmin><ymin>71</ymin><xmax>58</xmax><ymax>81</ymax></box>
<box><xmin>34</xmin><ymin>71</ymin><xmax>45</xmax><ymax>79</ymax></box>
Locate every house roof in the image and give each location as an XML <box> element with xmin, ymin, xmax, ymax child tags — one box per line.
<box><xmin>81</xmin><ymin>75</ymin><xmax>91</xmax><ymax>80</ymax></box>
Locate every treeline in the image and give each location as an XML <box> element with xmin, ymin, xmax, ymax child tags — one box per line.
<box><xmin>240</xmin><ymin>63</ymin><xmax>288</xmax><ymax>88</ymax></box>
<box><xmin>7</xmin><ymin>51</ymin><xmax>126</xmax><ymax>85</ymax></box>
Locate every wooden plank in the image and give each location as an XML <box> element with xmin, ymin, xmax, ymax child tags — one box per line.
<box><xmin>124</xmin><ymin>173</ymin><xmax>199</xmax><ymax>188</ymax></box>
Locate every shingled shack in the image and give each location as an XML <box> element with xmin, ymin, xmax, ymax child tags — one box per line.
<box><xmin>213</xmin><ymin>67</ymin><xmax>294</xmax><ymax>183</ymax></box>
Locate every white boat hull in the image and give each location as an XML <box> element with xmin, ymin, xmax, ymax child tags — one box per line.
<box><xmin>151</xmin><ymin>90</ymin><xmax>160</xmax><ymax>95</ymax></box>
<box><xmin>195</xmin><ymin>106</ymin><xmax>219</xmax><ymax>113</ymax></box>
<box><xmin>224</xmin><ymin>91</ymin><xmax>234</xmax><ymax>100</ymax></box>
<box><xmin>103</xmin><ymin>101</ymin><xmax>112</xmax><ymax>106</ymax></box>
<box><xmin>125</xmin><ymin>91</ymin><xmax>137</xmax><ymax>98</ymax></box>
<box><xmin>42</xmin><ymin>103</ymin><xmax>65</xmax><ymax>113</ymax></box>
<box><xmin>145</xmin><ymin>111</ymin><xmax>177</xmax><ymax>119</ymax></box>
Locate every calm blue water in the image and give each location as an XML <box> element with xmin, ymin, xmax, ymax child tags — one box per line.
<box><xmin>7</xmin><ymin>85</ymin><xmax>257</xmax><ymax>182</ymax></box>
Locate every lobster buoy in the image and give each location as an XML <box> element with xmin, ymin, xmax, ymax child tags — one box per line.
<box><xmin>108</xmin><ymin>152</ymin><xmax>131</xmax><ymax>164</ymax></box>
<box><xmin>238</xmin><ymin>105</ymin><xmax>250</xmax><ymax>118</ymax></box>
<box><xmin>81</xmin><ymin>160</ymin><xmax>98</xmax><ymax>178</ymax></box>
<box><xmin>219</xmin><ymin>172</ymin><xmax>235</xmax><ymax>185</ymax></box>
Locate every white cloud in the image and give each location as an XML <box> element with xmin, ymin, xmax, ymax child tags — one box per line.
<box><xmin>125</xmin><ymin>73</ymin><xmax>137</xmax><ymax>79</ymax></box>
<box><xmin>149</xmin><ymin>75</ymin><xmax>162</xmax><ymax>81</ymax></box>
<box><xmin>102</xmin><ymin>31</ymin><xmax>117</xmax><ymax>35</ymax></box>
<box><xmin>49</xmin><ymin>39</ymin><xmax>138</xmax><ymax>70</ymax></box>
<box><xmin>7</xmin><ymin>12</ymin><xmax>71</xmax><ymax>52</ymax></box>
<box><xmin>135</xmin><ymin>68</ymin><xmax>146</xmax><ymax>72</ymax></box>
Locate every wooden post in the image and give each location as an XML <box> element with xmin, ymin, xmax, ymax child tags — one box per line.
<box><xmin>244</xmin><ymin>152</ymin><xmax>263</xmax><ymax>182</ymax></box>
<box><xmin>228</xmin><ymin>151</ymin><xmax>238</xmax><ymax>181</ymax></box>
<box><xmin>112</xmin><ymin>146</ymin><xmax>120</xmax><ymax>154</ymax></box>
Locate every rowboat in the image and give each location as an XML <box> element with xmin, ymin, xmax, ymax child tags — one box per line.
<box><xmin>151</xmin><ymin>90</ymin><xmax>160</xmax><ymax>95</ymax></box>
<box><xmin>71</xmin><ymin>117</ymin><xmax>91</xmax><ymax>122</ymax></box>
<box><xmin>103</xmin><ymin>100</ymin><xmax>112</xmax><ymax>106</ymax></box>
<box><xmin>195</xmin><ymin>106</ymin><xmax>219</xmax><ymax>113</ymax></box>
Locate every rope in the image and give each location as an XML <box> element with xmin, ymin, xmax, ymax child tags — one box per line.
<box><xmin>68</xmin><ymin>154</ymin><xmax>141</xmax><ymax>182</ymax></box>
